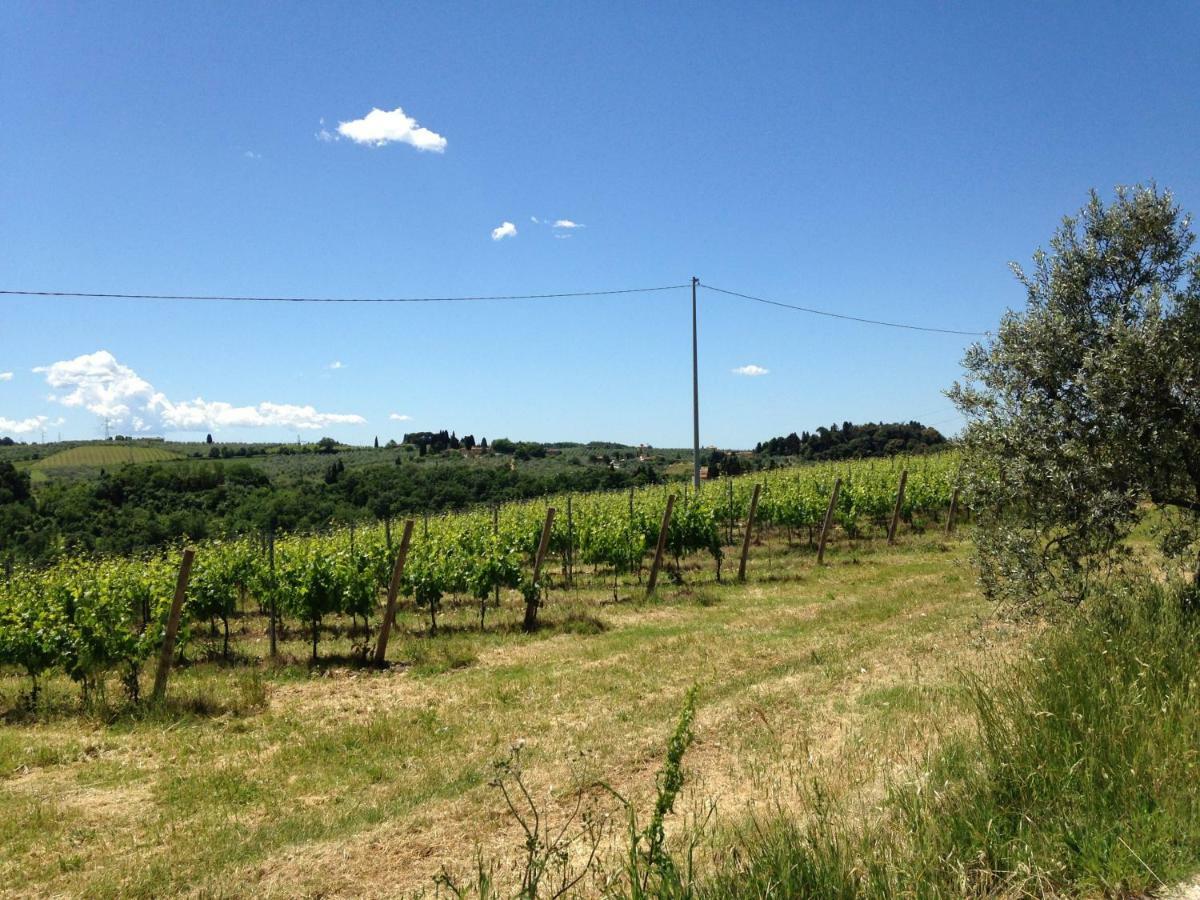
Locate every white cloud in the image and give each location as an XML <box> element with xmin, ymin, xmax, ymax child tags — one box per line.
<box><xmin>0</xmin><ymin>371</ymin><xmax>12</xmax><ymax>381</ymax></box>
<box><xmin>389</xmin><ymin>413</ymin><xmax>412</xmax><ymax>421</ymax></box>
<box><xmin>554</xmin><ymin>233</ymin><xmax>572</xmax><ymax>240</ymax></box>
<box><xmin>34</xmin><ymin>350</ymin><xmax>365</xmax><ymax>432</ymax></box>
<box><xmin>158</xmin><ymin>399</ymin><xmax>364</xmax><ymax>430</ymax></box>
<box><xmin>35</xmin><ymin>350</ymin><xmax>157</xmax><ymax>420</ymax></box>
<box><xmin>328</xmin><ymin>361</ymin><xmax>345</xmax><ymax>370</ymax></box>
<box><xmin>243</xmin><ymin>150</ymin><xmax>262</xmax><ymax>160</ymax></box>
<box><xmin>0</xmin><ymin>415</ymin><xmax>46</xmax><ymax>435</ymax></box>
<box><xmin>530</xmin><ymin>216</ymin><xmax>540</xmax><ymax>224</ymax></box>
<box><xmin>732</xmin><ymin>364</ymin><xmax>769</xmax><ymax>377</ymax></box>
<box><xmin>553</xmin><ymin>219</ymin><xmax>584</xmax><ymax>229</ymax></box>
<box><xmin>335</xmin><ymin>106</ymin><xmax>447</xmax><ymax>152</ymax></box>
<box><xmin>491</xmin><ymin>221</ymin><xmax>517</xmax><ymax>241</ymax></box>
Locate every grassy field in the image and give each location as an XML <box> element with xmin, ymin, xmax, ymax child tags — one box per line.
<box><xmin>20</xmin><ymin>443</ymin><xmax>183</xmax><ymax>476</ymax></box>
<box><xmin>0</xmin><ymin>529</ymin><xmax>1018</xmax><ymax>898</ymax></box>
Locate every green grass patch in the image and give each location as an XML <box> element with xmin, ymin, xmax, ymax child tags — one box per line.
<box><xmin>693</xmin><ymin>578</ymin><xmax>1200</xmax><ymax>898</ymax></box>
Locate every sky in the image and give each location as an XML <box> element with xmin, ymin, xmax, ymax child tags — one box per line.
<box><xmin>2</xmin><ymin>2</ymin><xmax>1198</xmax><ymax>448</ymax></box>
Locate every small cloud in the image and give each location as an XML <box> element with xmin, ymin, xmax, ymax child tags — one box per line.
<box><xmin>316</xmin><ymin>128</ymin><xmax>335</xmax><ymax>142</ymax></box>
<box><xmin>335</xmin><ymin>106</ymin><xmax>447</xmax><ymax>152</ymax></box>
<box><xmin>327</xmin><ymin>361</ymin><xmax>345</xmax><ymax>370</ymax></box>
<box><xmin>530</xmin><ymin>216</ymin><xmax>540</xmax><ymax>224</ymax></box>
<box><xmin>243</xmin><ymin>150</ymin><xmax>262</xmax><ymax>160</ymax></box>
<box><xmin>389</xmin><ymin>413</ymin><xmax>412</xmax><ymax>421</ymax></box>
<box><xmin>553</xmin><ymin>233</ymin><xmax>572</xmax><ymax>240</ymax></box>
<box><xmin>553</xmin><ymin>219</ymin><xmax>584</xmax><ymax>229</ymax></box>
<box><xmin>491</xmin><ymin>221</ymin><xmax>517</xmax><ymax>241</ymax></box>
<box><xmin>732</xmin><ymin>364</ymin><xmax>769</xmax><ymax>377</ymax></box>
<box><xmin>0</xmin><ymin>372</ymin><xmax>12</xmax><ymax>381</ymax></box>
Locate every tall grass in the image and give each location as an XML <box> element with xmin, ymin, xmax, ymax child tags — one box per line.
<box><xmin>695</xmin><ymin>579</ymin><xmax>1200</xmax><ymax>898</ymax></box>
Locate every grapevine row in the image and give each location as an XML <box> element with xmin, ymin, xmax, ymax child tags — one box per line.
<box><xmin>0</xmin><ymin>454</ymin><xmax>961</xmax><ymax>703</ymax></box>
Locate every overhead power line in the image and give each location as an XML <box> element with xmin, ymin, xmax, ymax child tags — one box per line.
<box><xmin>699</xmin><ymin>282</ymin><xmax>989</xmax><ymax>337</ymax></box>
<box><xmin>0</xmin><ymin>284</ymin><xmax>690</xmax><ymax>303</ymax></box>
<box><xmin>1</xmin><ymin>280</ymin><xmax>991</xmax><ymax>335</ymax></box>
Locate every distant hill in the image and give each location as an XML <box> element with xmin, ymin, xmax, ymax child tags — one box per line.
<box><xmin>756</xmin><ymin>421</ymin><xmax>947</xmax><ymax>461</ymax></box>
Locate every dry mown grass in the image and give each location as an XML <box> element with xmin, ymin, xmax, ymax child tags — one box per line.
<box><xmin>0</xmin><ymin>531</ymin><xmax>1021</xmax><ymax>898</ymax></box>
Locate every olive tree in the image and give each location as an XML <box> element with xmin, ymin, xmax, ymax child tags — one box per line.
<box><xmin>949</xmin><ymin>185</ymin><xmax>1200</xmax><ymax>609</ymax></box>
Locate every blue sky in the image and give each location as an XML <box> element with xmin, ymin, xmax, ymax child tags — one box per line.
<box><xmin>2</xmin><ymin>2</ymin><xmax>1198</xmax><ymax>447</ymax></box>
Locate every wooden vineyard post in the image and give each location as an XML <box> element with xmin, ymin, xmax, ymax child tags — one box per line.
<box><xmin>887</xmin><ymin>469</ymin><xmax>909</xmax><ymax>545</ymax></box>
<box><xmin>384</xmin><ymin>516</ymin><xmax>392</xmax><ymax>550</ymax></box>
<box><xmin>646</xmin><ymin>494</ymin><xmax>676</xmax><ymax>596</ymax></box>
<box><xmin>523</xmin><ymin>507</ymin><xmax>556</xmax><ymax>632</ymax></box>
<box><xmin>373</xmin><ymin>520</ymin><xmax>414</xmax><ymax>665</ymax></box>
<box><xmin>727</xmin><ymin>478</ymin><xmax>734</xmax><ymax>545</ymax></box>
<box><xmin>566</xmin><ymin>496</ymin><xmax>574</xmax><ymax>586</ymax></box>
<box><xmin>151</xmin><ymin>548</ymin><xmax>196</xmax><ymax>703</ymax></box>
<box><xmin>629</xmin><ymin>488</ymin><xmax>639</xmax><ymax>582</ymax></box>
<box><xmin>945</xmin><ymin>487</ymin><xmax>960</xmax><ymax>536</ymax></box>
<box><xmin>492</xmin><ymin>505</ymin><xmax>500</xmax><ymax>606</ymax></box>
<box><xmin>817</xmin><ymin>478</ymin><xmax>842</xmax><ymax>565</ymax></box>
<box><xmin>267</xmin><ymin>528</ymin><xmax>277</xmax><ymax>659</ymax></box>
<box><xmin>737</xmin><ymin>483</ymin><xmax>761</xmax><ymax>582</ymax></box>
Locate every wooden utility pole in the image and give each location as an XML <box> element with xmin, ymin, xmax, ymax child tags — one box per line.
<box><xmin>691</xmin><ymin>276</ymin><xmax>701</xmax><ymax>491</ymax></box>
<box><xmin>817</xmin><ymin>478</ymin><xmax>841</xmax><ymax>565</ymax></box>
<box><xmin>888</xmin><ymin>470</ymin><xmax>909</xmax><ymax>545</ymax></box>
<box><xmin>738</xmin><ymin>483</ymin><xmax>761</xmax><ymax>581</ymax></box>
<box><xmin>945</xmin><ymin>487</ymin><xmax>960</xmax><ymax>535</ymax></box>
<box><xmin>647</xmin><ymin>494</ymin><xmax>676</xmax><ymax>595</ymax></box>
<box><xmin>151</xmin><ymin>548</ymin><xmax>195</xmax><ymax>702</ymax></box>
<box><xmin>373</xmin><ymin>520</ymin><xmax>414</xmax><ymax>665</ymax></box>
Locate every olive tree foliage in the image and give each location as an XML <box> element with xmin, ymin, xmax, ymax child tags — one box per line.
<box><xmin>948</xmin><ymin>185</ymin><xmax>1200</xmax><ymax>610</ymax></box>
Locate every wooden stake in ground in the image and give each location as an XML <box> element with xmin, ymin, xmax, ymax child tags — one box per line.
<box><xmin>268</xmin><ymin>528</ymin><xmax>277</xmax><ymax>658</ymax></box>
<box><xmin>738</xmin><ymin>483</ymin><xmax>762</xmax><ymax>582</ymax></box>
<box><xmin>646</xmin><ymin>494</ymin><xmax>677</xmax><ymax>595</ymax></box>
<box><xmin>945</xmin><ymin>487</ymin><xmax>960</xmax><ymax>535</ymax></box>
<box><xmin>566</xmin><ymin>496</ymin><xmax>574</xmax><ymax>586</ymax></box>
<box><xmin>888</xmin><ymin>469</ymin><xmax>909</xmax><ymax>545</ymax></box>
<box><xmin>373</xmin><ymin>520</ymin><xmax>414</xmax><ymax>666</ymax></box>
<box><xmin>523</xmin><ymin>507</ymin><xmax>556</xmax><ymax>632</ymax></box>
<box><xmin>492</xmin><ymin>504</ymin><xmax>500</xmax><ymax>607</ymax></box>
<box><xmin>151</xmin><ymin>548</ymin><xmax>196</xmax><ymax>703</ymax></box>
<box><xmin>817</xmin><ymin>478</ymin><xmax>842</xmax><ymax>565</ymax></box>
<box><xmin>629</xmin><ymin>487</ymin><xmax>640</xmax><ymax>582</ymax></box>
<box><xmin>727</xmin><ymin>477</ymin><xmax>734</xmax><ymax>545</ymax></box>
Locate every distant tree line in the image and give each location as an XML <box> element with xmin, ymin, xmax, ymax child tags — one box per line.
<box><xmin>0</xmin><ymin>454</ymin><xmax>663</xmax><ymax>566</ymax></box>
<box><xmin>755</xmin><ymin>421</ymin><xmax>946</xmax><ymax>460</ymax></box>
<box><xmin>402</xmin><ymin>430</ymin><xmax>483</xmax><ymax>455</ymax></box>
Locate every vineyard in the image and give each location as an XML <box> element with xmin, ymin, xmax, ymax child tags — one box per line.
<box><xmin>0</xmin><ymin>453</ymin><xmax>961</xmax><ymax>707</ymax></box>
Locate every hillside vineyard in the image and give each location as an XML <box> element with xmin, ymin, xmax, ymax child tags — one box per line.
<box><xmin>0</xmin><ymin>454</ymin><xmax>960</xmax><ymax>695</ymax></box>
